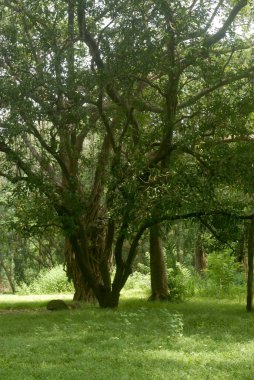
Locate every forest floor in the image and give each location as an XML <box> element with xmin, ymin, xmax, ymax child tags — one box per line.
<box><xmin>0</xmin><ymin>292</ymin><xmax>254</xmax><ymax>379</ymax></box>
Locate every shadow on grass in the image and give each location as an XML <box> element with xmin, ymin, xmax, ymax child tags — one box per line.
<box><xmin>0</xmin><ymin>294</ymin><xmax>73</xmax><ymax>311</ymax></box>
<box><xmin>1</xmin><ymin>312</ymin><xmax>254</xmax><ymax>380</ymax></box>
<box><xmin>1</xmin><ymin>296</ymin><xmax>254</xmax><ymax>379</ymax></box>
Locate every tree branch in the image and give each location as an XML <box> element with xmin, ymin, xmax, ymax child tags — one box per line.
<box><xmin>178</xmin><ymin>67</ymin><xmax>254</xmax><ymax>109</ymax></box>
<box><xmin>22</xmin><ymin>135</ymin><xmax>61</xmax><ymax>186</ymax></box>
<box><xmin>204</xmin><ymin>0</ymin><xmax>248</xmax><ymax>48</ymax></box>
<box><xmin>29</xmin><ymin>124</ymin><xmax>69</xmax><ymax>180</ymax></box>
<box><xmin>97</xmin><ymin>98</ymin><xmax>117</xmax><ymax>153</ymax></box>
<box><xmin>123</xmin><ymin>209</ymin><xmax>254</xmax><ymax>278</ymax></box>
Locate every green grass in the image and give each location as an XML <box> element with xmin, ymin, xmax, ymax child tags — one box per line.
<box><xmin>0</xmin><ymin>294</ymin><xmax>72</xmax><ymax>310</ymax></box>
<box><xmin>0</xmin><ymin>293</ymin><xmax>254</xmax><ymax>379</ymax></box>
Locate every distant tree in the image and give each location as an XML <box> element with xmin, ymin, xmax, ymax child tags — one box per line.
<box><xmin>0</xmin><ymin>184</ymin><xmax>64</xmax><ymax>292</ymax></box>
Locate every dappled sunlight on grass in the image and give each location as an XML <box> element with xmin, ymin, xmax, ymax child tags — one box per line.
<box><xmin>120</xmin><ymin>288</ymin><xmax>150</xmax><ymax>301</ymax></box>
<box><xmin>0</xmin><ymin>293</ymin><xmax>73</xmax><ymax>302</ymax></box>
<box><xmin>0</xmin><ymin>293</ymin><xmax>73</xmax><ymax>310</ymax></box>
<box><xmin>138</xmin><ymin>343</ymin><xmax>254</xmax><ymax>379</ymax></box>
<box><xmin>0</xmin><ymin>295</ymin><xmax>254</xmax><ymax>379</ymax></box>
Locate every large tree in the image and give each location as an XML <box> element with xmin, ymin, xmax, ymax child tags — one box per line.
<box><xmin>0</xmin><ymin>0</ymin><xmax>253</xmax><ymax>307</ymax></box>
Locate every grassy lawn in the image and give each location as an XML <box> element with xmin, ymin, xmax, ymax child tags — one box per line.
<box><xmin>0</xmin><ymin>293</ymin><xmax>254</xmax><ymax>380</ymax></box>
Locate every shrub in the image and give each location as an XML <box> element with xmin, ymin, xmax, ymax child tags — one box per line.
<box><xmin>206</xmin><ymin>251</ymin><xmax>243</xmax><ymax>289</ymax></box>
<box><xmin>135</xmin><ymin>251</ymin><xmax>150</xmax><ymax>274</ymax></box>
<box><xmin>196</xmin><ymin>250</ymin><xmax>245</xmax><ymax>298</ymax></box>
<box><xmin>17</xmin><ymin>265</ymin><xmax>74</xmax><ymax>295</ymax></box>
<box><xmin>124</xmin><ymin>271</ymin><xmax>150</xmax><ymax>291</ymax></box>
<box><xmin>136</xmin><ymin>262</ymin><xmax>150</xmax><ymax>275</ymax></box>
<box><xmin>168</xmin><ymin>263</ymin><xmax>195</xmax><ymax>302</ymax></box>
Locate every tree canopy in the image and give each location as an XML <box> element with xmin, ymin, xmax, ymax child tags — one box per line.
<box><xmin>0</xmin><ymin>0</ymin><xmax>254</xmax><ymax>307</ymax></box>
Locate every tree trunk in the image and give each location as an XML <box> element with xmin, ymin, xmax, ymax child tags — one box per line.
<box><xmin>237</xmin><ymin>236</ymin><xmax>245</xmax><ymax>263</ymax></box>
<box><xmin>0</xmin><ymin>259</ymin><xmax>16</xmax><ymax>294</ymax></box>
<box><xmin>66</xmin><ymin>231</ymin><xmax>121</xmax><ymax>308</ymax></box>
<box><xmin>149</xmin><ymin>224</ymin><xmax>169</xmax><ymax>300</ymax></box>
<box><xmin>237</xmin><ymin>232</ymin><xmax>247</xmax><ymax>278</ymax></box>
<box><xmin>246</xmin><ymin>218</ymin><xmax>254</xmax><ymax>312</ymax></box>
<box><xmin>195</xmin><ymin>235</ymin><xmax>206</xmax><ymax>275</ymax></box>
<box><xmin>64</xmin><ymin>238</ymin><xmax>96</xmax><ymax>302</ymax></box>
<box><xmin>64</xmin><ymin>211</ymin><xmax>114</xmax><ymax>303</ymax></box>
<box><xmin>95</xmin><ymin>287</ymin><xmax>120</xmax><ymax>308</ymax></box>
<box><xmin>175</xmin><ymin>224</ymin><xmax>183</xmax><ymax>263</ymax></box>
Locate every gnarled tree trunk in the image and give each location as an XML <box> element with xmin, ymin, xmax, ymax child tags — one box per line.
<box><xmin>64</xmin><ymin>238</ymin><xmax>96</xmax><ymax>302</ymax></box>
<box><xmin>64</xmin><ymin>215</ymin><xmax>111</xmax><ymax>303</ymax></box>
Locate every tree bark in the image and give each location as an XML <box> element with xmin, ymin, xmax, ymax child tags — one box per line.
<box><xmin>149</xmin><ymin>224</ymin><xmax>169</xmax><ymax>300</ymax></box>
<box><xmin>64</xmin><ymin>220</ymin><xmax>109</xmax><ymax>303</ymax></box>
<box><xmin>66</xmin><ymin>228</ymin><xmax>122</xmax><ymax>308</ymax></box>
<box><xmin>236</xmin><ymin>231</ymin><xmax>247</xmax><ymax>277</ymax></box>
<box><xmin>64</xmin><ymin>238</ymin><xmax>96</xmax><ymax>302</ymax></box>
<box><xmin>195</xmin><ymin>235</ymin><xmax>206</xmax><ymax>275</ymax></box>
<box><xmin>0</xmin><ymin>259</ymin><xmax>16</xmax><ymax>293</ymax></box>
<box><xmin>95</xmin><ymin>287</ymin><xmax>120</xmax><ymax>308</ymax></box>
<box><xmin>246</xmin><ymin>218</ymin><xmax>254</xmax><ymax>312</ymax></box>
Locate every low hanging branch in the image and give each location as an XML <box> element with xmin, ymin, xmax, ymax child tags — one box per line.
<box><xmin>198</xmin><ymin>216</ymin><xmax>235</xmax><ymax>251</ymax></box>
<box><xmin>117</xmin><ymin>210</ymin><xmax>254</xmax><ymax>289</ymax></box>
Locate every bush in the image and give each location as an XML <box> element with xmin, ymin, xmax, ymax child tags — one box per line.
<box><xmin>196</xmin><ymin>250</ymin><xmax>245</xmax><ymax>298</ymax></box>
<box><xmin>168</xmin><ymin>263</ymin><xmax>195</xmax><ymax>302</ymax></box>
<box><xmin>124</xmin><ymin>271</ymin><xmax>150</xmax><ymax>291</ymax></box>
<box><xmin>17</xmin><ymin>265</ymin><xmax>74</xmax><ymax>295</ymax></box>
<box><xmin>136</xmin><ymin>262</ymin><xmax>150</xmax><ymax>275</ymax></box>
<box><xmin>206</xmin><ymin>251</ymin><xmax>243</xmax><ymax>288</ymax></box>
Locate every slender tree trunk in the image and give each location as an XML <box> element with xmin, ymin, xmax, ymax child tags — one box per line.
<box><xmin>246</xmin><ymin>218</ymin><xmax>254</xmax><ymax>312</ymax></box>
<box><xmin>195</xmin><ymin>235</ymin><xmax>206</xmax><ymax>275</ymax></box>
<box><xmin>175</xmin><ymin>225</ymin><xmax>182</xmax><ymax>263</ymax></box>
<box><xmin>0</xmin><ymin>259</ymin><xmax>16</xmax><ymax>293</ymax></box>
<box><xmin>237</xmin><ymin>233</ymin><xmax>247</xmax><ymax>277</ymax></box>
<box><xmin>149</xmin><ymin>224</ymin><xmax>169</xmax><ymax>300</ymax></box>
<box><xmin>237</xmin><ymin>236</ymin><xmax>245</xmax><ymax>263</ymax></box>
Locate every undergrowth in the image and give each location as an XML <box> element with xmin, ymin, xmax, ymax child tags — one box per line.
<box><xmin>16</xmin><ymin>265</ymin><xmax>74</xmax><ymax>295</ymax></box>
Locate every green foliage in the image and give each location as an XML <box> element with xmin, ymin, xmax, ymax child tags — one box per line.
<box><xmin>124</xmin><ymin>271</ymin><xmax>150</xmax><ymax>291</ymax></box>
<box><xmin>17</xmin><ymin>265</ymin><xmax>74</xmax><ymax>295</ymax></box>
<box><xmin>206</xmin><ymin>251</ymin><xmax>243</xmax><ymax>288</ymax></box>
<box><xmin>0</xmin><ymin>180</ymin><xmax>65</xmax><ymax>293</ymax></box>
<box><xmin>136</xmin><ymin>262</ymin><xmax>150</xmax><ymax>274</ymax></box>
<box><xmin>136</xmin><ymin>251</ymin><xmax>150</xmax><ymax>274</ymax></box>
<box><xmin>168</xmin><ymin>263</ymin><xmax>195</xmax><ymax>302</ymax></box>
<box><xmin>196</xmin><ymin>250</ymin><xmax>245</xmax><ymax>298</ymax></box>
